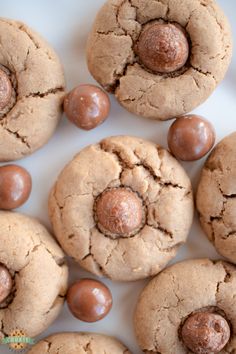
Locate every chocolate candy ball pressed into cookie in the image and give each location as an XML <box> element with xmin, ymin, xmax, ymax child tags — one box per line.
<box><xmin>0</xmin><ymin>211</ymin><xmax>68</xmax><ymax>338</ymax></box>
<box><xmin>0</xmin><ymin>68</ymin><xmax>12</xmax><ymax>110</ymax></box>
<box><xmin>135</xmin><ymin>23</ymin><xmax>189</xmax><ymax>74</ymax></box>
<box><xmin>95</xmin><ymin>187</ymin><xmax>144</xmax><ymax>237</ymax></box>
<box><xmin>197</xmin><ymin>133</ymin><xmax>236</xmax><ymax>264</ymax></box>
<box><xmin>49</xmin><ymin>136</ymin><xmax>194</xmax><ymax>281</ymax></box>
<box><xmin>28</xmin><ymin>332</ymin><xmax>131</xmax><ymax>354</ymax></box>
<box><xmin>134</xmin><ymin>259</ymin><xmax>236</xmax><ymax>353</ymax></box>
<box><xmin>0</xmin><ymin>264</ymin><xmax>12</xmax><ymax>303</ymax></box>
<box><xmin>87</xmin><ymin>0</ymin><xmax>232</xmax><ymax>120</ymax></box>
<box><xmin>0</xmin><ymin>18</ymin><xmax>65</xmax><ymax>161</ymax></box>
<box><xmin>181</xmin><ymin>312</ymin><xmax>230</xmax><ymax>353</ymax></box>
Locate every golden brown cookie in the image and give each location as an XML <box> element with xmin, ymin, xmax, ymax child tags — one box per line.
<box><xmin>134</xmin><ymin>259</ymin><xmax>236</xmax><ymax>353</ymax></box>
<box><xmin>0</xmin><ymin>18</ymin><xmax>65</xmax><ymax>161</ymax></box>
<box><xmin>197</xmin><ymin>132</ymin><xmax>236</xmax><ymax>263</ymax></box>
<box><xmin>27</xmin><ymin>332</ymin><xmax>131</xmax><ymax>354</ymax></box>
<box><xmin>0</xmin><ymin>211</ymin><xmax>68</xmax><ymax>338</ymax></box>
<box><xmin>87</xmin><ymin>0</ymin><xmax>232</xmax><ymax>120</ymax></box>
<box><xmin>49</xmin><ymin>136</ymin><xmax>193</xmax><ymax>281</ymax></box>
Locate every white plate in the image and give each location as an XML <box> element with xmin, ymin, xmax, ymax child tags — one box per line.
<box><xmin>0</xmin><ymin>1</ymin><xmax>235</xmax><ymax>353</ymax></box>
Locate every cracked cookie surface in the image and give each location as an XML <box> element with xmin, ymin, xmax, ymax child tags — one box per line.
<box><xmin>0</xmin><ymin>211</ymin><xmax>68</xmax><ymax>338</ymax></box>
<box><xmin>134</xmin><ymin>259</ymin><xmax>236</xmax><ymax>354</ymax></box>
<box><xmin>28</xmin><ymin>332</ymin><xmax>131</xmax><ymax>353</ymax></box>
<box><xmin>197</xmin><ymin>133</ymin><xmax>236</xmax><ymax>264</ymax></box>
<box><xmin>86</xmin><ymin>0</ymin><xmax>232</xmax><ymax>120</ymax></box>
<box><xmin>0</xmin><ymin>18</ymin><xmax>65</xmax><ymax>161</ymax></box>
<box><xmin>48</xmin><ymin>136</ymin><xmax>193</xmax><ymax>281</ymax></box>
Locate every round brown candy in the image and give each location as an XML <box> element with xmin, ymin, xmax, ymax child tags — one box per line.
<box><xmin>0</xmin><ymin>68</ymin><xmax>12</xmax><ymax>110</ymax></box>
<box><xmin>136</xmin><ymin>23</ymin><xmax>189</xmax><ymax>73</ymax></box>
<box><xmin>0</xmin><ymin>264</ymin><xmax>13</xmax><ymax>303</ymax></box>
<box><xmin>63</xmin><ymin>84</ymin><xmax>110</xmax><ymax>130</ymax></box>
<box><xmin>168</xmin><ymin>115</ymin><xmax>215</xmax><ymax>161</ymax></box>
<box><xmin>181</xmin><ymin>312</ymin><xmax>230</xmax><ymax>354</ymax></box>
<box><xmin>67</xmin><ymin>279</ymin><xmax>112</xmax><ymax>322</ymax></box>
<box><xmin>0</xmin><ymin>165</ymin><xmax>32</xmax><ymax>210</ymax></box>
<box><xmin>96</xmin><ymin>188</ymin><xmax>144</xmax><ymax>237</ymax></box>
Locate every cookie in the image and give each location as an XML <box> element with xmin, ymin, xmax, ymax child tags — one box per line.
<box><xmin>87</xmin><ymin>0</ymin><xmax>232</xmax><ymax>120</ymax></box>
<box><xmin>134</xmin><ymin>259</ymin><xmax>236</xmax><ymax>353</ymax></box>
<box><xmin>27</xmin><ymin>332</ymin><xmax>131</xmax><ymax>353</ymax></box>
<box><xmin>197</xmin><ymin>133</ymin><xmax>236</xmax><ymax>263</ymax></box>
<box><xmin>0</xmin><ymin>18</ymin><xmax>65</xmax><ymax>161</ymax></box>
<box><xmin>49</xmin><ymin>136</ymin><xmax>193</xmax><ymax>281</ymax></box>
<box><xmin>0</xmin><ymin>211</ymin><xmax>68</xmax><ymax>338</ymax></box>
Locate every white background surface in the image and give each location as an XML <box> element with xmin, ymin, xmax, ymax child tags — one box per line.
<box><xmin>0</xmin><ymin>1</ymin><xmax>235</xmax><ymax>353</ymax></box>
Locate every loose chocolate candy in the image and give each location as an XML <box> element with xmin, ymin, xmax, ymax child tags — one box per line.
<box><xmin>168</xmin><ymin>115</ymin><xmax>215</xmax><ymax>161</ymax></box>
<box><xmin>0</xmin><ymin>165</ymin><xmax>32</xmax><ymax>210</ymax></box>
<box><xmin>63</xmin><ymin>84</ymin><xmax>110</xmax><ymax>130</ymax></box>
<box><xmin>96</xmin><ymin>188</ymin><xmax>143</xmax><ymax>237</ymax></box>
<box><xmin>0</xmin><ymin>264</ymin><xmax>13</xmax><ymax>303</ymax></box>
<box><xmin>67</xmin><ymin>279</ymin><xmax>112</xmax><ymax>322</ymax></box>
<box><xmin>0</xmin><ymin>68</ymin><xmax>12</xmax><ymax>110</ymax></box>
<box><xmin>136</xmin><ymin>23</ymin><xmax>189</xmax><ymax>73</ymax></box>
<box><xmin>181</xmin><ymin>312</ymin><xmax>230</xmax><ymax>354</ymax></box>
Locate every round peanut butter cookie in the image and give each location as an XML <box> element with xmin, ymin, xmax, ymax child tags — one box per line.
<box><xmin>0</xmin><ymin>18</ymin><xmax>65</xmax><ymax>161</ymax></box>
<box><xmin>28</xmin><ymin>332</ymin><xmax>131</xmax><ymax>354</ymax></box>
<box><xmin>49</xmin><ymin>136</ymin><xmax>194</xmax><ymax>281</ymax></box>
<box><xmin>197</xmin><ymin>133</ymin><xmax>236</xmax><ymax>264</ymax></box>
<box><xmin>134</xmin><ymin>259</ymin><xmax>236</xmax><ymax>354</ymax></box>
<box><xmin>87</xmin><ymin>0</ymin><xmax>232</xmax><ymax>120</ymax></box>
<box><xmin>0</xmin><ymin>211</ymin><xmax>68</xmax><ymax>338</ymax></box>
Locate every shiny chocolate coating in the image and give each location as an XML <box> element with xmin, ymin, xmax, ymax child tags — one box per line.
<box><xmin>67</xmin><ymin>279</ymin><xmax>112</xmax><ymax>322</ymax></box>
<box><xmin>181</xmin><ymin>312</ymin><xmax>230</xmax><ymax>354</ymax></box>
<box><xmin>0</xmin><ymin>264</ymin><xmax>13</xmax><ymax>303</ymax></box>
<box><xmin>168</xmin><ymin>115</ymin><xmax>215</xmax><ymax>161</ymax></box>
<box><xmin>64</xmin><ymin>84</ymin><xmax>110</xmax><ymax>130</ymax></box>
<box><xmin>96</xmin><ymin>188</ymin><xmax>143</xmax><ymax>237</ymax></box>
<box><xmin>136</xmin><ymin>23</ymin><xmax>189</xmax><ymax>73</ymax></box>
<box><xmin>0</xmin><ymin>165</ymin><xmax>32</xmax><ymax>210</ymax></box>
<box><xmin>0</xmin><ymin>68</ymin><xmax>12</xmax><ymax>110</ymax></box>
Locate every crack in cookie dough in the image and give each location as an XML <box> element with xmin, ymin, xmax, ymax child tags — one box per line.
<box><xmin>0</xmin><ymin>212</ymin><xmax>68</xmax><ymax>338</ymax></box>
<box><xmin>3</xmin><ymin>126</ymin><xmax>30</xmax><ymax>149</ymax></box>
<box><xmin>87</xmin><ymin>0</ymin><xmax>232</xmax><ymax>120</ymax></box>
<box><xmin>81</xmin><ymin>227</ymin><xmax>109</xmax><ymax>277</ymax></box>
<box><xmin>0</xmin><ymin>18</ymin><xmax>65</xmax><ymax>161</ymax></box>
<box><xmin>0</xmin><ymin>19</ymin><xmax>55</xmax><ymax>62</ymax></box>
<box><xmin>25</xmin><ymin>86</ymin><xmax>64</xmax><ymax>99</ymax></box>
<box><xmin>28</xmin><ymin>332</ymin><xmax>131</xmax><ymax>354</ymax></box>
<box><xmin>197</xmin><ymin>133</ymin><xmax>236</xmax><ymax>264</ymax></box>
<box><xmin>134</xmin><ymin>259</ymin><xmax>236</xmax><ymax>354</ymax></box>
<box><xmin>49</xmin><ymin>136</ymin><xmax>193</xmax><ymax>281</ymax></box>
